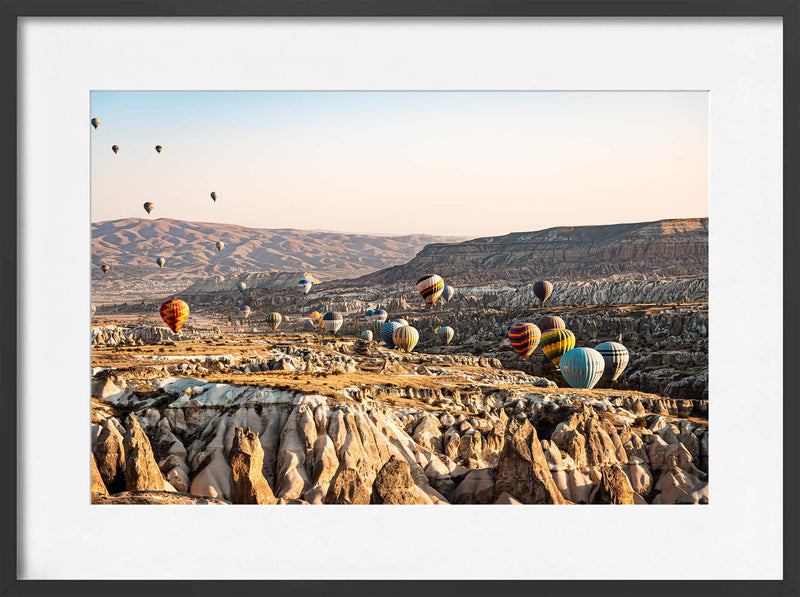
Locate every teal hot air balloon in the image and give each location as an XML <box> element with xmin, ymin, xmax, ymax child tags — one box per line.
<box><xmin>559</xmin><ymin>348</ymin><xmax>606</xmax><ymax>389</ymax></box>
<box><xmin>371</xmin><ymin>319</ymin><xmax>384</xmax><ymax>336</ymax></box>
<box><xmin>380</xmin><ymin>321</ymin><xmax>404</xmax><ymax>348</ymax></box>
<box><xmin>361</xmin><ymin>330</ymin><xmax>373</xmax><ymax>341</ymax></box>
<box><xmin>595</xmin><ymin>341</ymin><xmax>630</xmax><ymax>383</ymax></box>
<box><xmin>392</xmin><ymin>326</ymin><xmax>419</xmax><ymax>352</ymax></box>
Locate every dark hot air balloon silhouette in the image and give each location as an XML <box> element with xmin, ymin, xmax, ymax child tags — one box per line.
<box><xmin>143</xmin><ymin>202</ymin><xmax>154</xmax><ymax>214</ymax></box>
<box><xmin>155</xmin><ymin>145</ymin><xmax>163</xmax><ymax>154</ymax></box>
<box><xmin>111</xmin><ymin>145</ymin><xmax>119</xmax><ymax>154</ymax></box>
<box><xmin>210</xmin><ymin>192</ymin><xmax>217</xmax><ymax>202</ymax></box>
<box><xmin>91</xmin><ymin>118</ymin><xmax>100</xmax><ymax>129</ymax></box>
<box><xmin>538</xmin><ymin>315</ymin><xmax>566</xmax><ymax>334</ymax></box>
<box><xmin>533</xmin><ymin>280</ymin><xmax>553</xmax><ymax>305</ymax></box>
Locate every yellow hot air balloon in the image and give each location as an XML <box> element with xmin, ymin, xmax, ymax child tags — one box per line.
<box><xmin>392</xmin><ymin>326</ymin><xmax>419</xmax><ymax>352</ymax></box>
<box><xmin>155</xmin><ymin>145</ymin><xmax>163</xmax><ymax>154</ymax></box>
<box><xmin>160</xmin><ymin>299</ymin><xmax>189</xmax><ymax>333</ymax></box>
<box><xmin>540</xmin><ymin>329</ymin><xmax>576</xmax><ymax>367</ymax></box>
<box><xmin>111</xmin><ymin>145</ymin><xmax>119</xmax><ymax>154</ymax></box>
<box><xmin>266</xmin><ymin>312</ymin><xmax>282</xmax><ymax>331</ymax></box>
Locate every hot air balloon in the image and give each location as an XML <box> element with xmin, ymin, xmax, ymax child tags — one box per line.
<box><xmin>215</xmin><ymin>241</ymin><xmax>224</xmax><ymax>252</ymax></box>
<box><xmin>365</xmin><ymin>309</ymin><xmax>374</xmax><ymax>321</ymax></box>
<box><xmin>437</xmin><ymin>326</ymin><xmax>455</xmax><ymax>345</ymax></box>
<box><xmin>321</xmin><ymin>311</ymin><xmax>344</xmax><ymax>335</ymax></box>
<box><xmin>416</xmin><ymin>274</ymin><xmax>444</xmax><ymax>307</ymax></box>
<box><xmin>237</xmin><ymin>282</ymin><xmax>247</xmax><ymax>293</ymax></box>
<box><xmin>391</xmin><ymin>318</ymin><xmax>409</xmax><ymax>327</ymax></box>
<box><xmin>559</xmin><ymin>348</ymin><xmax>605</xmax><ymax>389</ymax></box>
<box><xmin>156</xmin><ymin>257</ymin><xmax>165</xmax><ymax>268</ymax></box>
<box><xmin>210</xmin><ymin>192</ymin><xmax>218</xmax><ymax>202</ymax></box>
<box><xmin>373</xmin><ymin>309</ymin><xmax>388</xmax><ymax>323</ymax></box>
<box><xmin>442</xmin><ymin>285</ymin><xmax>456</xmax><ymax>302</ymax></box>
<box><xmin>155</xmin><ymin>145</ymin><xmax>162</xmax><ymax>154</ymax></box>
<box><xmin>540</xmin><ymin>328</ymin><xmax>576</xmax><ymax>367</ymax></box>
<box><xmin>371</xmin><ymin>319</ymin><xmax>384</xmax><ymax>336</ymax></box>
<box><xmin>298</xmin><ymin>278</ymin><xmax>313</xmax><ymax>296</ymax></box>
<box><xmin>508</xmin><ymin>323</ymin><xmax>541</xmax><ymax>360</ymax></box>
<box><xmin>239</xmin><ymin>305</ymin><xmax>251</xmax><ymax>319</ymax></box>
<box><xmin>143</xmin><ymin>202</ymin><xmax>154</xmax><ymax>214</ymax></box>
<box><xmin>91</xmin><ymin>118</ymin><xmax>100</xmax><ymax>129</ymax></box>
<box><xmin>111</xmin><ymin>145</ymin><xmax>119</xmax><ymax>154</ymax></box>
<box><xmin>392</xmin><ymin>326</ymin><xmax>419</xmax><ymax>352</ymax></box>
<box><xmin>160</xmin><ymin>299</ymin><xmax>189</xmax><ymax>333</ymax></box>
<box><xmin>595</xmin><ymin>341</ymin><xmax>630</xmax><ymax>383</ymax></box>
<box><xmin>100</xmin><ymin>264</ymin><xmax>110</xmax><ymax>274</ymax></box>
<box><xmin>380</xmin><ymin>321</ymin><xmax>404</xmax><ymax>348</ymax></box>
<box><xmin>91</xmin><ymin>304</ymin><xmax>96</xmax><ymax>316</ymax></box>
<box><xmin>538</xmin><ymin>315</ymin><xmax>566</xmax><ymax>334</ymax></box>
<box><xmin>265</xmin><ymin>312</ymin><xmax>282</xmax><ymax>331</ymax></box>
<box><xmin>304</xmin><ymin>318</ymin><xmax>317</xmax><ymax>331</ymax></box>
<box><xmin>310</xmin><ymin>311</ymin><xmax>322</xmax><ymax>320</ymax></box>
<box><xmin>533</xmin><ymin>280</ymin><xmax>554</xmax><ymax>305</ymax></box>
<box><xmin>361</xmin><ymin>330</ymin><xmax>373</xmax><ymax>341</ymax></box>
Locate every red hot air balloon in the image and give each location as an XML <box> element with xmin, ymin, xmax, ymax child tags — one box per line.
<box><xmin>508</xmin><ymin>323</ymin><xmax>541</xmax><ymax>360</ymax></box>
<box><xmin>160</xmin><ymin>299</ymin><xmax>189</xmax><ymax>333</ymax></box>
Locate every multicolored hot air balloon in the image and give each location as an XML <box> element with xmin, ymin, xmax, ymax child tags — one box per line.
<box><xmin>442</xmin><ymin>285</ymin><xmax>456</xmax><ymax>302</ymax></box>
<box><xmin>373</xmin><ymin>309</ymin><xmax>388</xmax><ymax>323</ymax></box>
<box><xmin>160</xmin><ymin>299</ymin><xmax>189</xmax><ymax>333</ymax></box>
<box><xmin>91</xmin><ymin>118</ymin><xmax>100</xmax><ymax>129</ymax></box>
<box><xmin>540</xmin><ymin>328</ymin><xmax>576</xmax><ymax>367</ymax></box>
<box><xmin>111</xmin><ymin>145</ymin><xmax>119</xmax><ymax>154</ymax></box>
<box><xmin>560</xmin><ymin>348</ymin><xmax>605</xmax><ymax>389</ymax></box>
<box><xmin>437</xmin><ymin>326</ymin><xmax>455</xmax><ymax>345</ymax></box>
<box><xmin>156</xmin><ymin>257</ymin><xmax>165</xmax><ymax>268</ymax></box>
<box><xmin>239</xmin><ymin>305</ymin><xmax>251</xmax><ymax>319</ymax></box>
<box><xmin>91</xmin><ymin>304</ymin><xmax>96</xmax><ymax>316</ymax></box>
<box><xmin>380</xmin><ymin>321</ymin><xmax>404</xmax><ymax>348</ymax></box>
<box><xmin>237</xmin><ymin>282</ymin><xmax>247</xmax><ymax>293</ymax></box>
<box><xmin>391</xmin><ymin>318</ymin><xmax>409</xmax><ymax>327</ymax></box>
<box><xmin>298</xmin><ymin>279</ymin><xmax>313</xmax><ymax>296</ymax></box>
<box><xmin>371</xmin><ymin>319</ymin><xmax>384</xmax><ymax>336</ymax></box>
<box><xmin>416</xmin><ymin>274</ymin><xmax>444</xmax><ymax>307</ymax></box>
<box><xmin>595</xmin><ymin>341</ymin><xmax>630</xmax><ymax>383</ymax></box>
<box><xmin>508</xmin><ymin>323</ymin><xmax>541</xmax><ymax>360</ymax></box>
<box><xmin>310</xmin><ymin>311</ymin><xmax>321</xmax><ymax>320</ymax></box>
<box><xmin>392</xmin><ymin>326</ymin><xmax>419</xmax><ymax>352</ymax></box>
<box><xmin>304</xmin><ymin>318</ymin><xmax>317</xmax><ymax>331</ymax></box>
<box><xmin>361</xmin><ymin>330</ymin><xmax>373</xmax><ymax>341</ymax></box>
<box><xmin>210</xmin><ymin>191</ymin><xmax>217</xmax><ymax>202</ymax></box>
<box><xmin>321</xmin><ymin>311</ymin><xmax>344</xmax><ymax>335</ymax></box>
<box><xmin>266</xmin><ymin>312</ymin><xmax>282</xmax><ymax>331</ymax></box>
<box><xmin>155</xmin><ymin>145</ymin><xmax>163</xmax><ymax>154</ymax></box>
<box><xmin>215</xmin><ymin>241</ymin><xmax>224</xmax><ymax>252</ymax></box>
<box><xmin>533</xmin><ymin>280</ymin><xmax>554</xmax><ymax>305</ymax></box>
<box><xmin>365</xmin><ymin>309</ymin><xmax>374</xmax><ymax>321</ymax></box>
<box><xmin>538</xmin><ymin>315</ymin><xmax>566</xmax><ymax>334</ymax></box>
<box><xmin>143</xmin><ymin>202</ymin><xmax>154</xmax><ymax>214</ymax></box>
<box><xmin>100</xmin><ymin>264</ymin><xmax>109</xmax><ymax>274</ymax></box>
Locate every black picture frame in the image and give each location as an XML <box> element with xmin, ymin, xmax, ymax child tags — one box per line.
<box><xmin>1</xmin><ymin>2</ymin><xmax>798</xmax><ymax>596</ymax></box>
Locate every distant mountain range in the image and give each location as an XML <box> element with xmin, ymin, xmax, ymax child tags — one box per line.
<box><xmin>91</xmin><ymin>218</ymin><xmax>466</xmax><ymax>283</ymax></box>
<box><xmin>354</xmin><ymin>218</ymin><xmax>708</xmax><ymax>286</ymax></box>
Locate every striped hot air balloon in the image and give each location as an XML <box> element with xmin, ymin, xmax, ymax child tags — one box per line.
<box><xmin>533</xmin><ymin>280</ymin><xmax>554</xmax><ymax>305</ymax></box>
<box><xmin>321</xmin><ymin>311</ymin><xmax>343</xmax><ymax>335</ymax></box>
<box><xmin>371</xmin><ymin>319</ymin><xmax>384</xmax><ymax>336</ymax></box>
<box><xmin>560</xmin><ymin>348</ymin><xmax>605</xmax><ymax>389</ymax></box>
<box><xmin>380</xmin><ymin>321</ymin><xmax>404</xmax><ymax>348</ymax></box>
<box><xmin>392</xmin><ymin>326</ymin><xmax>419</xmax><ymax>352</ymax></box>
<box><xmin>361</xmin><ymin>330</ymin><xmax>373</xmax><ymax>341</ymax></box>
<box><xmin>508</xmin><ymin>323</ymin><xmax>541</xmax><ymax>360</ymax></box>
<box><xmin>266</xmin><ymin>312</ymin><xmax>282</xmax><ymax>331</ymax></box>
<box><xmin>100</xmin><ymin>264</ymin><xmax>110</xmax><ymax>274</ymax></box>
<box><xmin>391</xmin><ymin>318</ymin><xmax>409</xmax><ymax>327</ymax></box>
<box><xmin>437</xmin><ymin>326</ymin><xmax>455</xmax><ymax>345</ymax></box>
<box><xmin>160</xmin><ymin>299</ymin><xmax>189</xmax><ymax>333</ymax></box>
<box><xmin>416</xmin><ymin>274</ymin><xmax>444</xmax><ymax>307</ymax></box>
<box><xmin>442</xmin><ymin>285</ymin><xmax>456</xmax><ymax>302</ymax></box>
<box><xmin>595</xmin><ymin>341</ymin><xmax>630</xmax><ymax>383</ymax></box>
<box><xmin>540</xmin><ymin>328</ymin><xmax>576</xmax><ymax>367</ymax></box>
<box><xmin>373</xmin><ymin>309</ymin><xmax>388</xmax><ymax>323</ymax></box>
<box><xmin>538</xmin><ymin>315</ymin><xmax>566</xmax><ymax>334</ymax></box>
<box><xmin>297</xmin><ymin>279</ymin><xmax>313</xmax><ymax>296</ymax></box>
<box><xmin>91</xmin><ymin>304</ymin><xmax>96</xmax><ymax>316</ymax></box>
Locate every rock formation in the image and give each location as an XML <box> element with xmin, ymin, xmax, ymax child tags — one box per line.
<box><xmin>229</xmin><ymin>427</ymin><xmax>277</xmax><ymax>505</ymax></box>
<box><xmin>123</xmin><ymin>414</ymin><xmax>165</xmax><ymax>492</ymax></box>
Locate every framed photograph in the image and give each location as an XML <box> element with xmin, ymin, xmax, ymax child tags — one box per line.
<box><xmin>2</xmin><ymin>2</ymin><xmax>797</xmax><ymax>596</ymax></box>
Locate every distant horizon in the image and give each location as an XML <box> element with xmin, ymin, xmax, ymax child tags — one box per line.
<box><xmin>91</xmin><ymin>91</ymin><xmax>708</xmax><ymax>237</ymax></box>
<box><xmin>91</xmin><ymin>214</ymin><xmax>709</xmax><ymax>241</ymax></box>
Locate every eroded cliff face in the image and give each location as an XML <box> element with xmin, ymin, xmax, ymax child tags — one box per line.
<box><xmin>91</xmin><ymin>332</ymin><xmax>708</xmax><ymax>506</ymax></box>
<box><xmin>356</xmin><ymin>218</ymin><xmax>707</xmax><ymax>285</ymax></box>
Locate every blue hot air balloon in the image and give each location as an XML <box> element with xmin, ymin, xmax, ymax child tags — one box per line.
<box><xmin>380</xmin><ymin>321</ymin><xmax>404</xmax><ymax>348</ymax></box>
<box><xmin>373</xmin><ymin>309</ymin><xmax>388</xmax><ymax>323</ymax></box>
<box><xmin>559</xmin><ymin>348</ymin><xmax>606</xmax><ymax>389</ymax></box>
<box><xmin>365</xmin><ymin>309</ymin><xmax>374</xmax><ymax>321</ymax></box>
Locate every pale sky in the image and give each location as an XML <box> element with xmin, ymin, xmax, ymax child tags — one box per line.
<box><xmin>90</xmin><ymin>91</ymin><xmax>708</xmax><ymax>237</ymax></box>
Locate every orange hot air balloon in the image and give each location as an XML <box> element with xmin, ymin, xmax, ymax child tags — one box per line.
<box><xmin>100</xmin><ymin>264</ymin><xmax>110</xmax><ymax>274</ymax></box>
<box><xmin>160</xmin><ymin>299</ymin><xmax>189</xmax><ymax>333</ymax></box>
